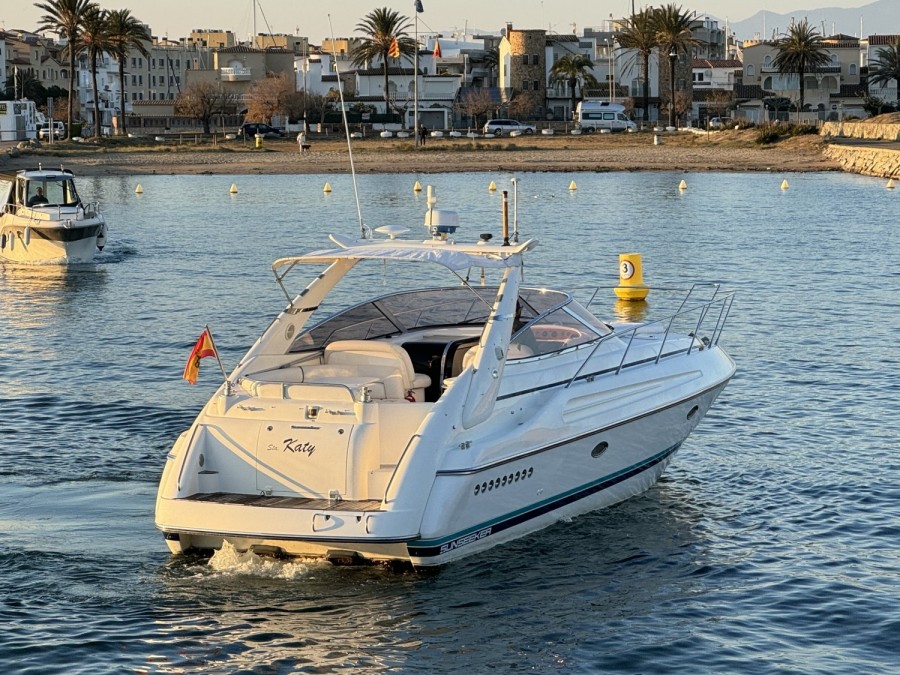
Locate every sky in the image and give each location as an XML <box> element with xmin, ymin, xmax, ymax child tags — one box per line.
<box><xmin>1</xmin><ymin>0</ymin><xmax>877</xmax><ymax>42</ymax></box>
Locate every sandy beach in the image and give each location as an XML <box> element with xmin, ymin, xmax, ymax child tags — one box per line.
<box><xmin>2</xmin><ymin>129</ymin><xmax>839</xmax><ymax>176</ymax></box>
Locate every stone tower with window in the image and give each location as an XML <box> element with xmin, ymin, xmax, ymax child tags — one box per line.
<box><xmin>499</xmin><ymin>23</ymin><xmax>546</xmax><ymax>118</ymax></box>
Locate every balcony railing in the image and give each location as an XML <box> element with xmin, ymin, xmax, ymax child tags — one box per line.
<box><xmin>760</xmin><ymin>65</ymin><xmax>842</xmax><ymax>74</ymax></box>
<box><xmin>220</xmin><ymin>67</ymin><xmax>251</xmax><ymax>81</ymax></box>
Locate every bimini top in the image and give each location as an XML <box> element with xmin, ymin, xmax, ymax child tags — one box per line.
<box><xmin>273</xmin><ymin>234</ymin><xmax>538</xmax><ymax>273</ymax></box>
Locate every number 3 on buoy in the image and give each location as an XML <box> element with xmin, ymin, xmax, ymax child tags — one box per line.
<box><xmin>614</xmin><ymin>253</ymin><xmax>649</xmax><ymax>301</ymax></box>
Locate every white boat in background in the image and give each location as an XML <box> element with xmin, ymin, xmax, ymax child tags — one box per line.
<box><xmin>0</xmin><ymin>167</ymin><xmax>107</xmax><ymax>264</ymax></box>
<box><xmin>155</xmin><ymin>196</ymin><xmax>736</xmax><ymax>568</ymax></box>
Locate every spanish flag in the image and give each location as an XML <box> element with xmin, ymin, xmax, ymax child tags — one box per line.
<box><xmin>388</xmin><ymin>36</ymin><xmax>400</xmax><ymax>59</ymax></box>
<box><xmin>182</xmin><ymin>328</ymin><xmax>218</xmax><ymax>384</ymax></box>
<box><xmin>433</xmin><ymin>39</ymin><xmax>441</xmax><ymax>58</ymax></box>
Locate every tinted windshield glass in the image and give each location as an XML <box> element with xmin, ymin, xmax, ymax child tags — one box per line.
<box><xmin>513</xmin><ymin>306</ymin><xmax>602</xmax><ymax>356</ymax></box>
<box><xmin>25</xmin><ymin>177</ymin><xmax>79</xmax><ymax>206</ymax></box>
<box><xmin>290</xmin><ymin>286</ymin><xmax>497</xmax><ymax>352</ymax></box>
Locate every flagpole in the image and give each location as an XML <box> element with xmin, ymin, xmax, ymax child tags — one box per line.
<box><xmin>414</xmin><ymin>3</ymin><xmax>419</xmax><ymax>148</ymax></box>
<box><xmin>204</xmin><ymin>324</ymin><xmax>229</xmax><ymax>382</ymax></box>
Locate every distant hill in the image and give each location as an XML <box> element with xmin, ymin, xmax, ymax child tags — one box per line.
<box><xmin>730</xmin><ymin>0</ymin><xmax>900</xmax><ymax>41</ymax></box>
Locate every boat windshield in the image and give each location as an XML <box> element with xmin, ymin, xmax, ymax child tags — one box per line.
<box><xmin>290</xmin><ymin>286</ymin><xmax>503</xmax><ymax>352</ymax></box>
<box><xmin>23</xmin><ymin>177</ymin><xmax>80</xmax><ymax>208</ymax></box>
<box><xmin>288</xmin><ymin>286</ymin><xmax>607</xmax><ymax>354</ymax></box>
<box><xmin>510</xmin><ymin>290</ymin><xmax>613</xmax><ymax>356</ymax></box>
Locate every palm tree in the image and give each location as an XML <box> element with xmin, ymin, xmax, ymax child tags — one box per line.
<box><xmin>3</xmin><ymin>70</ymin><xmax>45</xmax><ymax>102</ymax></box>
<box><xmin>615</xmin><ymin>8</ymin><xmax>657</xmax><ymax>124</ymax></box>
<box><xmin>350</xmin><ymin>7</ymin><xmax>416</xmax><ymax>113</ymax></box>
<box><xmin>35</xmin><ymin>0</ymin><xmax>94</xmax><ymax>137</ymax></box>
<box><xmin>78</xmin><ymin>4</ymin><xmax>111</xmax><ymax>137</ymax></box>
<box><xmin>549</xmin><ymin>53</ymin><xmax>599</xmax><ymax>118</ymax></box>
<box><xmin>107</xmin><ymin>9</ymin><xmax>150</xmax><ymax>136</ymax></box>
<box><xmin>868</xmin><ymin>40</ymin><xmax>900</xmax><ymax>109</ymax></box>
<box><xmin>482</xmin><ymin>46</ymin><xmax>499</xmax><ymax>88</ymax></box>
<box><xmin>773</xmin><ymin>19</ymin><xmax>830</xmax><ymax>117</ymax></box>
<box><xmin>653</xmin><ymin>3</ymin><xmax>698</xmax><ymax>127</ymax></box>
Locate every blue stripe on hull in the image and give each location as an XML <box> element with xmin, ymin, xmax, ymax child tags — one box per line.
<box><xmin>407</xmin><ymin>442</ymin><xmax>681</xmax><ymax>560</ymax></box>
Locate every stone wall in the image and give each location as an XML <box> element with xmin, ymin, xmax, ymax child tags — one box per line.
<box><xmin>821</xmin><ymin>121</ymin><xmax>900</xmax><ymax>141</ymax></box>
<box><xmin>823</xmin><ymin>144</ymin><xmax>900</xmax><ymax>179</ymax></box>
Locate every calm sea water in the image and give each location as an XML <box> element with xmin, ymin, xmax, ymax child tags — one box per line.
<box><xmin>1</xmin><ymin>170</ymin><xmax>898</xmax><ymax>673</ymax></box>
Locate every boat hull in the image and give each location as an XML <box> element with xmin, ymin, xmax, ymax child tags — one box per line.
<box><xmin>0</xmin><ymin>221</ymin><xmax>103</xmax><ymax>264</ymax></box>
<box><xmin>156</xmin><ymin>379</ymin><xmax>729</xmax><ymax>567</ymax></box>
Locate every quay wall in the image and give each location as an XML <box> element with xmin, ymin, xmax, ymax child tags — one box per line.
<box><xmin>821</xmin><ymin>121</ymin><xmax>900</xmax><ymax>141</ymax></box>
<box><xmin>821</xmin><ymin>121</ymin><xmax>900</xmax><ymax>178</ymax></box>
<box><xmin>823</xmin><ymin>143</ymin><xmax>900</xmax><ymax>179</ymax></box>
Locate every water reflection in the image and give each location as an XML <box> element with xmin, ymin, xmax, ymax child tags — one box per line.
<box><xmin>0</xmin><ymin>264</ymin><xmax>108</xmax><ymax>328</ymax></box>
<box><xmin>143</xmin><ymin>483</ymin><xmax>703</xmax><ymax>673</ymax></box>
<box><xmin>611</xmin><ymin>298</ymin><xmax>650</xmax><ymax>323</ymax></box>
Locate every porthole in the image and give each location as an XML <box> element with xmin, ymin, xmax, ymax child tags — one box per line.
<box><xmin>515</xmin><ymin>471</ymin><xmax>521</xmax><ymax>481</ymax></box>
<box><xmin>508</xmin><ymin>473</ymin><xmax>514</xmax><ymax>484</ymax></box>
<box><xmin>481</xmin><ymin>482</ymin><xmax>487</xmax><ymax>493</ymax></box>
<box><xmin>591</xmin><ymin>441</ymin><xmax>609</xmax><ymax>458</ymax></box>
<box><xmin>501</xmin><ymin>475</ymin><xmax>507</xmax><ymax>486</ymax></box>
<box><xmin>527</xmin><ymin>467</ymin><xmax>533</xmax><ymax>478</ymax></box>
<box><xmin>687</xmin><ymin>405</ymin><xmax>699</xmax><ymax>420</ymax></box>
<box><xmin>488</xmin><ymin>479</ymin><xmax>494</xmax><ymax>491</ymax></box>
<box><xmin>474</xmin><ymin>484</ymin><xmax>481</xmax><ymax>495</ymax></box>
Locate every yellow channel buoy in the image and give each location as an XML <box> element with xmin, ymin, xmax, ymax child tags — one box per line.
<box><xmin>781</xmin><ymin>179</ymin><xmax>790</xmax><ymax>190</ymax></box>
<box><xmin>614</xmin><ymin>253</ymin><xmax>649</xmax><ymax>301</ymax></box>
<box><xmin>887</xmin><ymin>178</ymin><xmax>895</xmax><ymax>189</ymax></box>
<box><xmin>229</xmin><ymin>183</ymin><xmax>238</xmax><ymax>194</ymax></box>
<box><xmin>323</xmin><ymin>182</ymin><xmax>332</xmax><ymax>193</ymax></box>
<box><xmin>488</xmin><ymin>180</ymin><xmax>497</xmax><ymax>192</ymax></box>
<box><xmin>134</xmin><ymin>184</ymin><xmax>143</xmax><ymax>194</ymax></box>
<box><xmin>569</xmin><ymin>180</ymin><xmax>577</xmax><ymax>191</ymax></box>
<box><xmin>413</xmin><ymin>180</ymin><xmax>422</xmax><ymax>192</ymax></box>
<box><xmin>678</xmin><ymin>179</ymin><xmax>687</xmax><ymax>190</ymax></box>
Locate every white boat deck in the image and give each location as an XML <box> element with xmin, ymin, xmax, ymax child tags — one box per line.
<box><xmin>186</xmin><ymin>492</ymin><xmax>384</xmax><ymax>512</ymax></box>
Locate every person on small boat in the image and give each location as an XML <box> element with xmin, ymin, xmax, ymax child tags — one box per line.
<box><xmin>28</xmin><ymin>187</ymin><xmax>48</xmax><ymax>206</ymax></box>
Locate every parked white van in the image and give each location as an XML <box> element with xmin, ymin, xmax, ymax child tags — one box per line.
<box><xmin>575</xmin><ymin>101</ymin><xmax>637</xmax><ymax>132</ymax></box>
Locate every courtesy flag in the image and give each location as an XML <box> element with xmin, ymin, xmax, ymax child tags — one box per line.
<box><xmin>433</xmin><ymin>39</ymin><xmax>441</xmax><ymax>58</ymax></box>
<box><xmin>182</xmin><ymin>327</ymin><xmax>218</xmax><ymax>384</ymax></box>
<box><xmin>414</xmin><ymin>0</ymin><xmax>424</xmax><ymax>12</ymax></box>
<box><xmin>388</xmin><ymin>36</ymin><xmax>400</xmax><ymax>58</ymax></box>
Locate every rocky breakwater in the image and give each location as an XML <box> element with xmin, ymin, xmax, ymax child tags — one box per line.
<box><xmin>820</xmin><ymin>117</ymin><xmax>900</xmax><ymax>179</ymax></box>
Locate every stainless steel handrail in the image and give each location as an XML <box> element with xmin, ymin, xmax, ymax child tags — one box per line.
<box><xmin>565</xmin><ymin>287</ymin><xmax>735</xmax><ymax>389</ymax></box>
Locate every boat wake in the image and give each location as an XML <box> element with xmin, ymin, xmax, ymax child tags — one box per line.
<box><xmin>206</xmin><ymin>541</ymin><xmax>325</xmax><ymax>579</ymax></box>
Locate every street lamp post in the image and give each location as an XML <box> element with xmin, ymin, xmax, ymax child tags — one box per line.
<box><xmin>605</xmin><ymin>38</ymin><xmax>615</xmax><ymax>102</ymax></box>
<box><xmin>414</xmin><ymin>0</ymin><xmax>423</xmax><ymax>147</ymax></box>
<box><xmin>668</xmin><ymin>45</ymin><xmax>677</xmax><ymax>127</ymax></box>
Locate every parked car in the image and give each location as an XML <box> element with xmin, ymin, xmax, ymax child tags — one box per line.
<box><xmin>482</xmin><ymin>119</ymin><xmax>536</xmax><ymax>135</ymax></box>
<box><xmin>708</xmin><ymin>117</ymin><xmax>734</xmax><ymax>130</ymax></box>
<box><xmin>575</xmin><ymin>101</ymin><xmax>637</xmax><ymax>132</ymax></box>
<box><xmin>237</xmin><ymin>122</ymin><xmax>284</xmax><ymax>138</ymax></box>
<box><xmin>38</xmin><ymin>121</ymin><xmax>66</xmax><ymax>140</ymax></box>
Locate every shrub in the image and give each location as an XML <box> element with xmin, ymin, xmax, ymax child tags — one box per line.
<box><xmin>755</xmin><ymin>127</ymin><xmax>781</xmax><ymax>145</ymax></box>
<box><xmin>786</xmin><ymin>123</ymin><xmax>818</xmax><ymax>137</ymax></box>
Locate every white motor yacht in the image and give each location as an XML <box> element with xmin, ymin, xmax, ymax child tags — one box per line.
<box><xmin>0</xmin><ymin>167</ymin><xmax>107</xmax><ymax>264</ymax></box>
<box><xmin>155</xmin><ymin>200</ymin><xmax>735</xmax><ymax>568</ymax></box>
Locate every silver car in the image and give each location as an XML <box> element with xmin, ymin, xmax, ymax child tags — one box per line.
<box><xmin>482</xmin><ymin>119</ymin><xmax>536</xmax><ymax>135</ymax></box>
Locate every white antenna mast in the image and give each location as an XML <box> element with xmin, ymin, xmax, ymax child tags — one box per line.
<box><xmin>327</xmin><ymin>14</ymin><xmax>366</xmax><ymax>238</ymax></box>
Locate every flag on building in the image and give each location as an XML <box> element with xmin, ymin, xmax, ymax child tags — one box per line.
<box><xmin>388</xmin><ymin>36</ymin><xmax>400</xmax><ymax>58</ymax></box>
<box><xmin>182</xmin><ymin>328</ymin><xmax>218</xmax><ymax>384</ymax></box>
<box><xmin>433</xmin><ymin>39</ymin><xmax>441</xmax><ymax>58</ymax></box>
